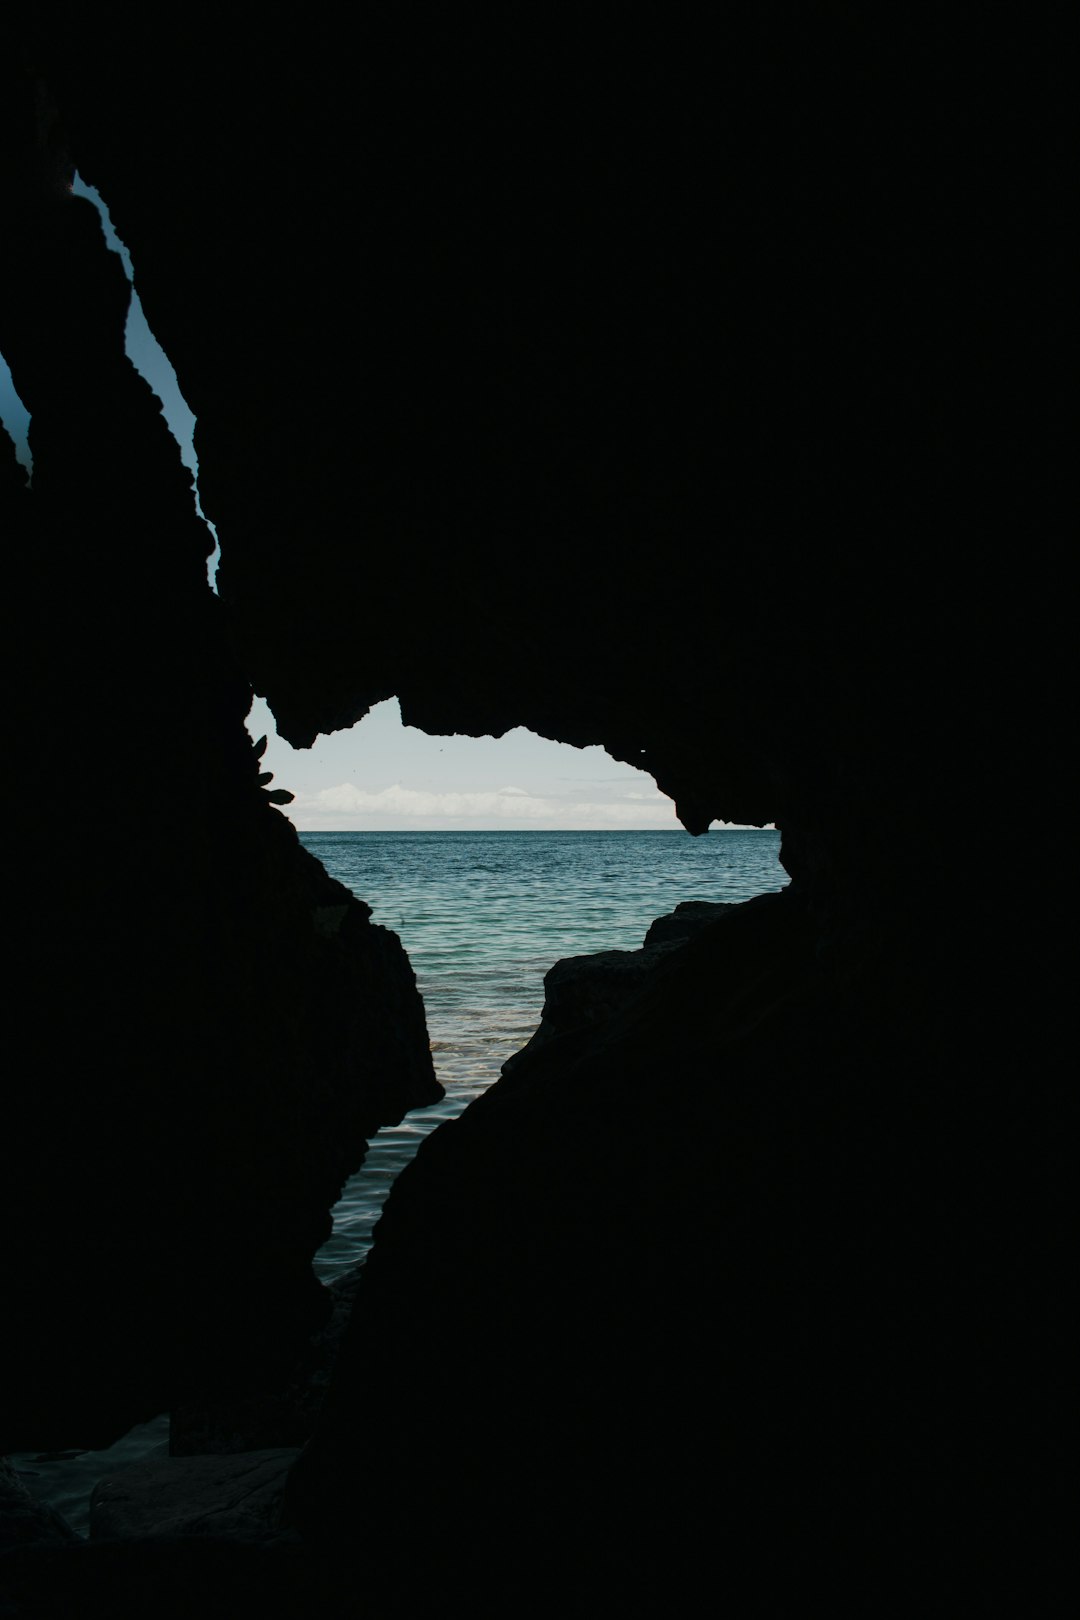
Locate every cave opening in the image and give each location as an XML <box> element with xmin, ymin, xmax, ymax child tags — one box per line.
<box><xmin>2</xmin><ymin>22</ymin><xmax>1066</xmax><ymax>1596</ymax></box>
<box><xmin>10</xmin><ymin>684</ymin><xmax>785</xmax><ymax>1532</ymax></box>
<box><xmin>247</xmin><ymin>694</ymin><xmax>787</xmax><ymax>1277</ymax></box>
<box><xmin>2</xmin><ymin>152</ymin><xmax>801</xmax><ymax>1550</ymax></box>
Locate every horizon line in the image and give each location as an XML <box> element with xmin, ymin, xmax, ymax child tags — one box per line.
<box><xmin>293</xmin><ymin>824</ymin><xmax>778</xmax><ymax>834</ymax></box>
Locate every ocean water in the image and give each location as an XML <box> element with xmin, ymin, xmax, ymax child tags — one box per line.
<box><xmin>11</xmin><ymin>828</ymin><xmax>785</xmax><ymax>1532</ymax></box>
<box><xmin>309</xmin><ymin>828</ymin><xmax>787</xmax><ymax>1280</ymax></box>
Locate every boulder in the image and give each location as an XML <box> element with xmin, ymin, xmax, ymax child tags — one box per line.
<box><xmin>169</xmin><ymin>1266</ymin><xmax>364</xmax><ymax>1457</ymax></box>
<box><xmin>504</xmin><ymin>898</ymin><xmax>735</xmax><ymax>1073</ymax></box>
<box><xmin>89</xmin><ymin>1450</ymin><xmax>298</xmax><ymax>1543</ymax></box>
<box><xmin>642</xmin><ymin>899</ymin><xmax>732</xmax><ymax>947</ymax></box>
<box><xmin>0</xmin><ymin>1459</ymin><xmax>80</xmax><ymax>1551</ymax></box>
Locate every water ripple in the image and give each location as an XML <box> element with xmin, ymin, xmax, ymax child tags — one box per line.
<box><xmin>309</xmin><ymin>829</ymin><xmax>785</xmax><ymax>1280</ymax></box>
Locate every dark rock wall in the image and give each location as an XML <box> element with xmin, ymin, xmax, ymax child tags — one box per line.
<box><xmin>2</xmin><ymin>7</ymin><xmax>1067</xmax><ymax>1603</ymax></box>
<box><xmin>1</xmin><ymin>52</ymin><xmax>440</xmax><ymax>1453</ymax></box>
<box><xmin>25</xmin><ymin>16</ymin><xmax>1065</xmax><ymax>923</ymax></box>
<box><xmin>288</xmin><ymin>890</ymin><xmax>1067</xmax><ymax>1595</ymax></box>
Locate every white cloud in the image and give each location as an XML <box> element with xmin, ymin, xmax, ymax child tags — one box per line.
<box><xmin>287</xmin><ymin>781</ymin><xmax>682</xmax><ymax>830</ymax></box>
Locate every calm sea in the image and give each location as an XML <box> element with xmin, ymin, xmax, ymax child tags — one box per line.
<box><xmin>308</xmin><ymin>829</ymin><xmax>787</xmax><ymax>1279</ymax></box>
<box><xmin>13</xmin><ymin>828</ymin><xmax>785</xmax><ymax>1531</ymax></box>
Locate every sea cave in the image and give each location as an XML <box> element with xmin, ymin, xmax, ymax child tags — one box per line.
<box><xmin>0</xmin><ymin>15</ymin><xmax>1066</xmax><ymax>1613</ymax></box>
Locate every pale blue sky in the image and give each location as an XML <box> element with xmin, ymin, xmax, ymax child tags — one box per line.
<box><xmin>250</xmin><ymin>695</ymin><xmax>690</xmax><ymax>831</ymax></box>
<box><xmin>1</xmin><ymin>177</ymin><xmax>757</xmax><ymax>832</ymax></box>
<box><xmin>0</xmin><ymin>351</ymin><xmax>31</xmax><ymax>478</ymax></box>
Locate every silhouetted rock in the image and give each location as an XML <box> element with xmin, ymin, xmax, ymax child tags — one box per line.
<box><xmin>286</xmin><ymin>880</ymin><xmax>1067</xmax><ymax>1600</ymax></box>
<box><xmin>0</xmin><ymin>1538</ymin><xmax>327</xmax><ymax>1620</ymax></box>
<box><xmin>0</xmin><ymin>60</ymin><xmax>440</xmax><ymax>1455</ymax></box>
<box><xmin>0</xmin><ymin>1461</ymin><xmax>79</xmax><ymax>1551</ymax></box>
<box><xmin>90</xmin><ymin>1450</ymin><xmax>298</xmax><ymax>1542</ymax></box>
<box><xmin>169</xmin><ymin>1266</ymin><xmax>364</xmax><ymax>1457</ymax></box>
<box><xmin>642</xmin><ymin>899</ymin><xmax>732</xmax><ymax>947</ymax></box>
<box><xmin>1</xmin><ymin>10</ymin><xmax>1067</xmax><ymax>1610</ymax></box>
<box><xmin>504</xmin><ymin>898</ymin><xmax>735</xmax><ymax>1075</ymax></box>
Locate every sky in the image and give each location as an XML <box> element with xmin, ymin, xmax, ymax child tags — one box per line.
<box><xmin>0</xmin><ymin>350</ymin><xmax>31</xmax><ymax>478</ymax></box>
<box><xmin>1</xmin><ymin>177</ymin><xmax>753</xmax><ymax>833</ymax></box>
<box><xmin>250</xmin><ymin>695</ymin><xmax>694</xmax><ymax>831</ymax></box>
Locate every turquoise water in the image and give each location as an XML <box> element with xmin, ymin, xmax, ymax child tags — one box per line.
<box><xmin>11</xmin><ymin>828</ymin><xmax>785</xmax><ymax>1532</ymax></box>
<box><xmin>308</xmin><ymin>829</ymin><xmax>786</xmax><ymax>1280</ymax></box>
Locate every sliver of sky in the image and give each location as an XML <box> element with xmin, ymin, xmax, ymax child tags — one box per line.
<box><xmin>0</xmin><ymin>350</ymin><xmax>32</xmax><ymax>479</ymax></box>
<box><xmin>0</xmin><ymin>175</ymin><xmax>219</xmax><ymax>578</ymax></box>
<box><xmin>70</xmin><ymin>173</ymin><xmax>220</xmax><ymax>582</ymax></box>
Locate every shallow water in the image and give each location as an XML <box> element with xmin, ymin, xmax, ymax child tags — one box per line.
<box><xmin>309</xmin><ymin>829</ymin><xmax>786</xmax><ymax>1279</ymax></box>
